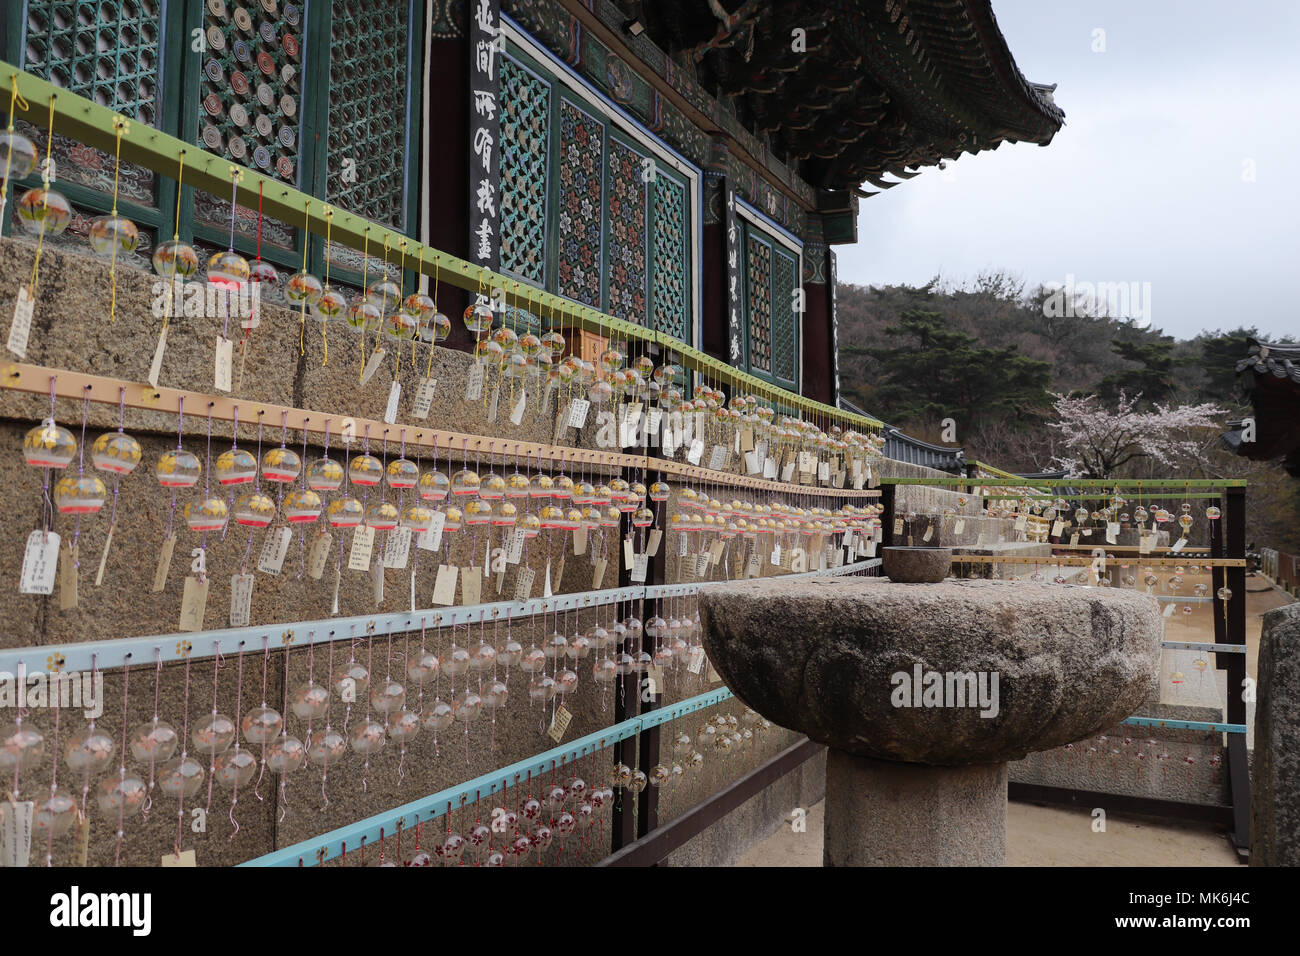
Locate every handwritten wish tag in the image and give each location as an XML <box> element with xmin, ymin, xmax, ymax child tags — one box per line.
<box><xmin>631</xmin><ymin>552</ymin><xmax>649</xmax><ymax>583</ymax></box>
<box><xmin>383</xmin><ymin>526</ymin><xmax>413</xmax><ymax>570</ymax></box>
<box><xmin>687</xmin><ymin>439</ymin><xmax>704</xmax><ymax>466</ymax></box>
<box><xmin>416</xmin><ymin>510</ymin><xmax>446</xmax><ymax>551</ymax></box>
<box><xmin>383</xmin><ymin>380</ymin><xmax>401</xmax><ymax>424</ymax></box>
<box><xmin>505</xmin><ymin>527</ymin><xmax>526</xmax><ymax>564</ymax></box>
<box><xmin>19</xmin><ymin>530</ymin><xmax>60</xmax><ymax>595</ymax></box>
<box><xmin>708</xmin><ymin>444</ymin><xmax>729</xmax><ymax>471</ymax></box>
<box><xmin>646</xmin><ymin>529</ymin><xmax>662</xmax><ymax>557</ymax></box>
<box><xmin>566</xmin><ymin>398</ymin><xmax>590</xmax><ymax>429</ymax></box>
<box><xmin>591</xmin><ymin>557</ymin><xmax>608</xmax><ymax>590</ymax></box>
<box><xmin>93</xmin><ymin>522</ymin><xmax>116</xmax><ymax>587</ymax></box>
<box><xmin>1051</xmin><ymin>520</ymin><xmax>1065</xmax><ymax>537</ymax></box>
<box><xmin>347</xmin><ymin>526</ymin><xmax>376</xmax><ymax>571</ymax></box>
<box><xmin>953</xmin><ymin>519</ymin><xmax>966</xmax><ymax>536</ymax></box>
<box><xmin>411</xmin><ymin>377</ymin><xmax>437</xmax><ymax>419</ymax></box>
<box><xmin>0</xmin><ymin>800</ymin><xmax>34</xmax><ymax>868</ymax></box>
<box><xmin>307</xmin><ymin>532</ymin><xmax>333</xmax><ymax>579</ymax></box>
<box><xmin>214</xmin><ymin>335</ymin><xmax>234</xmax><ymax>392</ymax></box>
<box><xmin>229</xmin><ymin>573</ymin><xmax>254</xmax><ymax>627</ymax></box>
<box><xmin>486</xmin><ymin>382</ymin><xmax>501</xmax><ymax>422</ymax></box>
<box><xmin>178</xmin><ymin>575</ymin><xmax>209</xmax><ymax>632</ymax></box>
<box><xmin>256</xmin><ymin>527</ymin><xmax>293</xmax><ymax>575</ymax></box>
<box><xmin>513</xmin><ymin>566</ymin><xmax>535</xmax><ymax>601</ymax></box>
<box><xmin>7</xmin><ymin>285</ymin><xmax>36</xmax><ymax>359</ymax></box>
<box><xmin>547</xmin><ymin>704</ymin><xmax>572</xmax><ymax>742</ymax></box>
<box><xmin>573</xmin><ymin>527</ymin><xmax>588</xmax><ymax>556</ymax></box>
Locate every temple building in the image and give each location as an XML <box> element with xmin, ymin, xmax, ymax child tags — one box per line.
<box><xmin>1</xmin><ymin>0</ymin><xmax>1063</xmax><ymax>438</ymax></box>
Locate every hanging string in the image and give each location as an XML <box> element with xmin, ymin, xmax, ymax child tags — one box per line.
<box><xmin>298</xmin><ymin>199</ymin><xmax>313</xmax><ymax>355</ymax></box>
<box><xmin>321</xmin><ymin>208</ymin><xmax>333</xmax><ymax>366</ymax></box>
<box><xmin>425</xmin><ymin>252</ymin><xmax>441</xmax><ymax>379</ymax></box>
<box><xmin>358</xmin><ymin>227</ymin><xmax>371</xmax><ymax>383</ymax></box>
<box><xmin>26</xmin><ymin>94</ymin><xmax>57</xmax><ymax>299</ymax></box>
<box><xmin>1</xmin><ymin>74</ymin><xmax>29</xmax><ymax>194</ymax></box>
<box><xmin>106</xmin><ymin>115</ymin><xmax>126</xmax><ymax>322</ymax></box>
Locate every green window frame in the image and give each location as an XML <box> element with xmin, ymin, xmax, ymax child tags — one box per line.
<box><xmin>738</xmin><ymin>215</ymin><xmax>800</xmax><ymax>392</ymax></box>
<box><xmin>2</xmin><ymin>1</ymin><xmax>422</xmax><ymax>292</ymax></box>
<box><xmin>499</xmin><ymin>39</ymin><xmax>694</xmax><ymax>344</ymax></box>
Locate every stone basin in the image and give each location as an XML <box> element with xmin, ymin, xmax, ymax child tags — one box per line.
<box><xmin>699</xmin><ymin>576</ymin><xmax>1163</xmax><ymax>865</ymax></box>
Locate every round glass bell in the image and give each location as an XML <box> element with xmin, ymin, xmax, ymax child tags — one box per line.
<box><xmin>184</xmin><ymin>496</ymin><xmax>229</xmax><ymax>532</ymax></box>
<box><xmin>207</xmin><ymin>249</ymin><xmax>250</xmax><ymax>289</ymax></box>
<box><xmin>422</xmin><ymin>699</ymin><xmax>454</xmax><ymax>732</ymax></box>
<box><xmin>158</xmin><ymin>756</ymin><xmax>205</xmax><ymax>798</ymax></box>
<box><xmin>482</xmin><ymin>680</ymin><xmax>509</xmax><ymax>711</ymax></box>
<box><xmin>192</xmin><ymin>713</ymin><xmax>237</xmax><ymax>755</ymax></box>
<box><xmin>463</xmin><ymin>300</ymin><xmax>494</xmax><ymax>334</ymax></box>
<box><xmin>400</xmin><ymin>504</ymin><xmax>434</xmax><ymax>532</ymax></box>
<box><xmin>463</xmin><ymin>498</ymin><xmax>492</xmax><ymax>526</ymax></box>
<box><xmin>453</xmin><ymin>690</ymin><xmax>483</xmax><ymax>723</ymax></box>
<box><xmin>325</xmin><ymin>496</ymin><xmax>364</xmax><ymax>528</ymax></box>
<box><xmin>383</xmin><ymin>309</ymin><xmax>417</xmax><ymax>341</ymax></box>
<box><xmin>388</xmin><ymin>708</ymin><xmax>420</xmax><ymax>743</ymax></box>
<box><xmin>53</xmin><ymin>474</ymin><xmax>107</xmax><ymax>515</ymax></box>
<box><xmin>96</xmin><ymin>774</ymin><xmax>147</xmax><ymax>818</ymax></box>
<box><xmin>249</xmin><ymin>259</ymin><xmax>279</xmax><ymax>285</ymax></box>
<box><xmin>128</xmin><ymin>720</ymin><xmax>177</xmax><ymax>765</ymax></box>
<box><xmin>386</xmin><ymin>458</ymin><xmax>419</xmax><ymax>489</ymax></box>
<box><xmin>0</xmin><ymin>721</ymin><xmax>44</xmax><ymax>773</ymax></box>
<box><xmin>418</xmin><ymin>470</ymin><xmax>450</xmax><ymax>501</ymax></box>
<box><xmin>1206</xmin><ymin>506</ymin><xmax>1221</xmax><ymax>520</ymax></box>
<box><xmin>307</xmin><ymin>728</ymin><xmax>347</xmax><ymax>767</ymax></box>
<box><xmin>16</xmin><ymin>187</ymin><xmax>72</xmax><ymax>236</ymax></box>
<box><xmin>365</xmin><ymin>501</ymin><xmax>399</xmax><ymax>530</ymax></box>
<box><xmin>88</xmin><ymin>214</ymin><xmax>140</xmax><ymax>257</ymax></box>
<box><xmin>0</xmin><ymin>130</ymin><xmax>37</xmax><ymax>178</ymax></box>
<box><xmin>406</xmin><ymin>651</ymin><xmax>440</xmax><ymax>685</ymax></box>
<box><xmin>156</xmin><ymin>448</ymin><xmax>201</xmax><ymax>488</ymax></box>
<box><xmin>348</xmin><ymin>454</ymin><xmax>384</xmax><ymax>487</ymax></box>
<box><xmin>89</xmin><ymin>431</ymin><xmax>142</xmax><ymax>476</ymax></box>
<box><xmin>23</xmin><ymin>420</ymin><xmax>76</xmax><ymax>469</ymax></box>
<box><xmin>266</xmin><ymin>735</ymin><xmax>306</xmax><ymax>773</ymax></box>
<box><xmin>33</xmin><ymin>790</ymin><xmax>79</xmax><ymax>838</ymax></box>
<box><xmin>213</xmin><ymin>748</ymin><xmax>257</xmax><ymax>788</ymax></box>
<box><xmin>346</xmin><ymin>299</ymin><xmax>381</xmax><ymax>333</ymax></box>
<box><xmin>152</xmin><ymin>239</ymin><xmax>200</xmax><ymax>278</ymax></box>
<box><xmin>215</xmin><ymin>447</ymin><xmax>258</xmax><ymax>485</ymax></box>
<box><xmin>306</xmin><ymin>456</ymin><xmax>344</xmax><ymax>492</ymax></box>
<box><xmin>262</xmin><ymin>446</ymin><xmax>301</xmax><ymax>483</ymax></box>
<box><xmin>315</xmin><ymin>287</ymin><xmax>348</xmax><ymax>322</ymax></box>
<box><xmin>290</xmin><ymin>681</ymin><xmax>330</xmax><ymax>720</ymax></box>
<box><xmin>63</xmin><ymin>727</ymin><xmax>116</xmax><ymax>775</ymax></box>
<box><xmin>349</xmin><ymin>719</ymin><xmax>387</xmax><ymax>756</ymax></box>
<box><xmin>427</xmin><ymin>311</ymin><xmax>452</xmax><ymax>342</ymax></box>
<box><xmin>480</xmin><ymin>471</ymin><xmax>507</xmax><ymax>500</ymax></box>
<box><xmin>450</xmin><ymin>468</ymin><xmax>481</xmax><ymax>496</ymax></box>
<box><xmin>403</xmin><ymin>292</ymin><xmax>435</xmax><ymax>322</ymax></box>
<box><xmin>282</xmin><ymin>487</ymin><xmax>323</xmax><ymax>523</ymax></box>
<box><xmin>369</xmin><ymin>680</ymin><xmax>407</xmax><ymax>715</ymax></box>
<box><xmin>286</xmin><ymin>270</ymin><xmax>323</xmax><ymax>307</ymax></box>
<box><xmin>441</xmin><ymin>505</ymin><xmax>463</xmax><ymax>532</ymax></box>
<box><xmin>366</xmin><ymin>277</ymin><xmax>402</xmax><ymax>313</ymax></box>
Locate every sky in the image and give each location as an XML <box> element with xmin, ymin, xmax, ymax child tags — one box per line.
<box><xmin>834</xmin><ymin>0</ymin><xmax>1300</xmax><ymax>343</ymax></box>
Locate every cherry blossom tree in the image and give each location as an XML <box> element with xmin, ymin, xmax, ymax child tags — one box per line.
<box><xmin>1047</xmin><ymin>391</ymin><xmax>1228</xmax><ymax>478</ymax></box>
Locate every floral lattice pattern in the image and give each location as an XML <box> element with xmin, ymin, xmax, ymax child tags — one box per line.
<box><xmin>500</xmin><ymin>55</ymin><xmax>550</xmax><ymax>284</ymax></box>
<box><xmin>605</xmin><ymin>138</ymin><xmax>647</xmax><ymax>322</ymax></box>
<box><xmin>556</xmin><ymin>99</ymin><xmax>604</xmax><ymax>308</ymax></box>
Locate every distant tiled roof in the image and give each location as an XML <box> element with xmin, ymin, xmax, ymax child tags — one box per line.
<box><xmin>1229</xmin><ymin>339</ymin><xmax>1300</xmax><ymax>469</ymax></box>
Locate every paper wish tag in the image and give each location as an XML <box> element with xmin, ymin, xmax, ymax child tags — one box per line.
<box><xmin>347</xmin><ymin>526</ymin><xmax>376</xmax><ymax>571</ymax></box>
<box><xmin>229</xmin><ymin>573</ymin><xmax>254</xmax><ymax>627</ymax></box>
<box><xmin>513</xmin><ymin>566</ymin><xmax>535</xmax><ymax>601</ymax></box>
<box><xmin>548</xmin><ymin>705</ymin><xmax>572</xmax><ymax>742</ymax></box>
<box><xmin>431</xmin><ymin>564</ymin><xmax>458</xmax><ymax>605</ymax></box>
<box><xmin>360</xmin><ymin>348</ymin><xmax>388</xmax><ymax>386</ymax></box>
<box><xmin>7</xmin><ymin>285</ymin><xmax>36</xmax><ymax>359</ymax></box>
<box><xmin>566</xmin><ymin>398</ymin><xmax>590</xmax><ymax>429</ymax></box>
<box><xmin>307</xmin><ymin>533</ymin><xmax>333</xmax><ymax>579</ymax></box>
<box><xmin>214</xmin><ymin>335</ymin><xmax>234</xmax><ymax>392</ymax></box>
<box><xmin>383</xmin><ymin>381</ymin><xmax>401</xmax><ymax>424</ymax></box>
<box><xmin>178</xmin><ymin>575</ymin><xmax>209</xmax><ymax>632</ymax></box>
<box><xmin>257</xmin><ymin>527</ymin><xmax>293</xmax><ymax>575</ymax></box>
<box><xmin>461</xmin><ymin>567</ymin><xmax>483</xmax><ymax>606</ymax></box>
<box><xmin>382</xmin><ymin>527</ymin><xmax>413</xmax><ymax>570</ymax></box>
<box><xmin>464</xmin><ymin>362</ymin><xmax>485</xmax><ymax>401</ymax></box>
<box><xmin>411</xmin><ymin>377</ymin><xmax>437</xmax><ymax>419</ymax></box>
<box><xmin>509</xmin><ymin>388</ymin><xmax>528</xmax><ymax>426</ymax></box>
<box><xmin>20</xmin><ymin>530</ymin><xmax>60</xmax><ymax>595</ymax></box>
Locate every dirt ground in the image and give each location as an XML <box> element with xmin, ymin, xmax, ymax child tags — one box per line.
<box><xmin>734</xmin><ymin>576</ymin><xmax>1293</xmax><ymax>867</ymax></box>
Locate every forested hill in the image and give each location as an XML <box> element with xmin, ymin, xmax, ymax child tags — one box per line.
<box><xmin>836</xmin><ymin>274</ymin><xmax>1276</xmax><ymax>463</ymax></box>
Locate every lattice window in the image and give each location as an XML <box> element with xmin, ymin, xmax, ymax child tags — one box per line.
<box><xmin>500</xmin><ymin>53</ymin><xmax>550</xmax><ymax>285</ymax></box>
<box><xmin>746</xmin><ymin>233</ymin><xmax>772</xmax><ymax>373</ymax></box>
<box><xmin>196</xmin><ymin>1</ymin><xmax>306</xmax><ymax>185</ymax></box>
<box><xmin>650</xmin><ymin>174</ymin><xmax>688</xmax><ymax>341</ymax></box>
<box><xmin>327</xmin><ymin>0</ymin><xmax>410</xmax><ymax>230</ymax></box>
<box><xmin>605</xmin><ymin>135</ymin><xmax>647</xmax><ymax>323</ymax></box>
<box><xmin>15</xmin><ymin>1</ymin><xmax>163</xmax><ymax>206</ymax></box>
<box><xmin>21</xmin><ymin>0</ymin><xmax>163</xmax><ymax>125</ymax></box>
<box><xmin>556</xmin><ymin>97</ymin><xmax>604</xmax><ymax>308</ymax></box>
<box><xmin>739</xmin><ymin>216</ymin><xmax>799</xmax><ymax>388</ymax></box>
<box><xmin>771</xmin><ymin>246</ymin><xmax>797</xmax><ymax>384</ymax></box>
